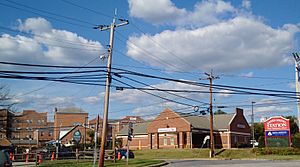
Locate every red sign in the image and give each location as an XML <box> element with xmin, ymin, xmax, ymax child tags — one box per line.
<box><xmin>264</xmin><ymin>116</ymin><xmax>291</xmax><ymax>147</ymax></box>
<box><xmin>264</xmin><ymin>116</ymin><xmax>290</xmax><ymax>131</ymax></box>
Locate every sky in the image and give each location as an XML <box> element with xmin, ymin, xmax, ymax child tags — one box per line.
<box><xmin>0</xmin><ymin>0</ymin><xmax>300</xmax><ymax>123</ymax></box>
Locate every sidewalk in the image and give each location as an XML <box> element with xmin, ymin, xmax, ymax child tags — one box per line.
<box><xmin>13</xmin><ymin>162</ymin><xmax>36</xmax><ymax>167</ymax></box>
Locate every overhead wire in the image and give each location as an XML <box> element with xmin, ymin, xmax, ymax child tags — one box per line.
<box><xmin>0</xmin><ymin>1</ymin><xmax>91</xmax><ymax>29</ymax></box>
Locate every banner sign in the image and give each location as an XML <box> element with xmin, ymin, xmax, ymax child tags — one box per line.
<box><xmin>264</xmin><ymin>117</ymin><xmax>290</xmax><ymax>131</ymax></box>
<box><xmin>158</xmin><ymin>128</ymin><xmax>176</xmax><ymax>133</ymax></box>
<box><xmin>264</xmin><ymin>116</ymin><xmax>291</xmax><ymax>147</ymax></box>
<box><xmin>265</xmin><ymin>130</ymin><xmax>289</xmax><ymax>137</ymax></box>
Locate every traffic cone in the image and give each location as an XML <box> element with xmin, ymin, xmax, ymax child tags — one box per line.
<box><xmin>117</xmin><ymin>152</ymin><xmax>121</xmax><ymax>160</ymax></box>
<box><xmin>9</xmin><ymin>152</ymin><xmax>13</xmax><ymax>160</ymax></box>
<box><xmin>25</xmin><ymin>153</ymin><xmax>29</xmax><ymax>163</ymax></box>
<box><xmin>51</xmin><ymin>152</ymin><xmax>55</xmax><ymax>161</ymax></box>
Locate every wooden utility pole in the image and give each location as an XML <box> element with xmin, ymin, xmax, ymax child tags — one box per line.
<box><xmin>203</xmin><ymin>70</ymin><xmax>219</xmax><ymax>158</ymax></box>
<box><xmin>94</xmin><ymin>10</ymin><xmax>128</xmax><ymax>167</ymax></box>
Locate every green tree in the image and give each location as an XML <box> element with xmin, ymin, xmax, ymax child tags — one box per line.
<box><xmin>284</xmin><ymin>116</ymin><xmax>299</xmax><ymax>135</ymax></box>
<box><xmin>214</xmin><ymin>109</ymin><xmax>226</xmax><ymax>115</ymax></box>
<box><xmin>87</xmin><ymin>129</ymin><xmax>94</xmax><ymax>143</ymax></box>
<box><xmin>254</xmin><ymin>122</ymin><xmax>264</xmax><ymax>141</ymax></box>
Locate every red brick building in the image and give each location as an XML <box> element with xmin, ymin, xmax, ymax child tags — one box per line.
<box><xmin>53</xmin><ymin>107</ymin><xmax>88</xmax><ymax>141</ymax></box>
<box><xmin>4</xmin><ymin>110</ymin><xmax>54</xmax><ymax>148</ymax></box>
<box><xmin>117</xmin><ymin>108</ymin><xmax>250</xmax><ymax>149</ymax></box>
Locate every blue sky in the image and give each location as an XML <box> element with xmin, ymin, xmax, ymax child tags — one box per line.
<box><xmin>0</xmin><ymin>0</ymin><xmax>300</xmax><ymax>122</ymax></box>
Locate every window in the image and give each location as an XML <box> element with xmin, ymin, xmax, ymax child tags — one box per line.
<box><xmin>41</xmin><ymin>131</ymin><xmax>44</xmax><ymax>136</ymax></box>
<box><xmin>164</xmin><ymin>138</ymin><xmax>168</xmax><ymax>145</ymax></box>
<box><xmin>170</xmin><ymin>138</ymin><xmax>174</xmax><ymax>145</ymax></box>
<box><xmin>49</xmin><ymin>132</ymin><xmax>53</xmax><ymax>136</ymax></box>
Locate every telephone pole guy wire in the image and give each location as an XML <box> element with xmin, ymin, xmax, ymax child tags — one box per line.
<box><xmin>94</xmin><ymin>9</ymin><xmax>128</xmax><ymax>167</ymax></box>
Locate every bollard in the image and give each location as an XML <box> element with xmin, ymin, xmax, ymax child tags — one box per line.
<box><xmin>25</xmin><ymin>153</ymin><xmax>29</xmax><ymax>163</ymax></box>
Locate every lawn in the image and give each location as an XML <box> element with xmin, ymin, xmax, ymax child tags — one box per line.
<box><xmin>39</xmin><ymin>148</ymin><xmax>300</xmax><ymax>166</ymax></box>
<box><xmin>39</xmin><ymin>159</ymin><xmax>164</xmax><ymax>167</ymax></box>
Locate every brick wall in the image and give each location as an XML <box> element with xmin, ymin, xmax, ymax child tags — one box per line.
<box><xmin>54</xmin><ymin>112</ymin><xmax>88</xmax><ymax>140</ymax></box>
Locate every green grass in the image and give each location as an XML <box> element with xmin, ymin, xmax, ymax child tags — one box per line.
<box><xmin>134</xmin><ymin>148</ymin><xmax>211</xmax><ymax>159</ymax></box>
<box><xmin>39</xmin><ymin>148</ymin><xmax>300</xmax><ymax>166</ymax></box>
<box><xmin>215</xmin><ymin>149</ymin><xmax>258</xmax><ymax>159</ymax></box>
<box><xmin>39</xmin><ymin>159</ymin><xmax>164</xmax><ymax>167</ymax></box>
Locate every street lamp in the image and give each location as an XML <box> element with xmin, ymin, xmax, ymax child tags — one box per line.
<box><xmin>251</xmin><ymin>101</ymin><xmax>256</xmax><ymax>148</ymax></box>
<box><xmin>84</xmin><ymin>116</ymin><xmax>88</xmax><ymax>159</ymax></box>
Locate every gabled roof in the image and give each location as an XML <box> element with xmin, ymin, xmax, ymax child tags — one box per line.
<box><xmin>117</xmin><ymin>122</ymin><xmax>151</xmax><ymax>136</ymax></box>
<box><xmin>177</xmin><ymin>112</ymin><xmax>235</xmax><ymax>131</ymax></box>
<box><xmin>214</xmin><ymin>113</ymin><xmax>235</xmax><ymax>130</ymax></box>
<box><xmin>0</xmin><ymin>138</ymin><xmax>11</xmax><ymax>146</ymax></box>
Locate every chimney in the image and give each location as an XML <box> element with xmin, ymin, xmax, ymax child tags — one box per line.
<box><xmin>236</xmin><ymin>108</ymin><xmax>243</xmax><ymax>115</ymax></box>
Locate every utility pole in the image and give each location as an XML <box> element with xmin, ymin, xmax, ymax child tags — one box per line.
<box><xmin>293</xmin><ymin>52</ymin><xmax>300</xmax><ymax>132</ymax></box>
<box><xmin>251</xmin><ymin>101</ymin><xmax>255</xmax><ymax>148</ymax></box>
<box><xmin>93</xmin><ymin>115</ymin><xmax>99</xmax><ymax>167</ymax></box>
<box><xmin>112</xmin><ymin>125</ymin><xmax>116</xmax><ymax>163</ymax></box>
<box><xmin>202</xmin><ymin>70</ymin><xmax>219</xmax><ymax>158</ymax></box>
<box><xmin>94</xmin><ymin>10</ymin><xmax>129</xmax><ymax>167</ymax></box>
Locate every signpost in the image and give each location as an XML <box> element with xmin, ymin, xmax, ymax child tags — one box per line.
<box><xmin>264</xmin><ymin>116</ymin><xmax>291</xmax><ymax>147</ymax></box>
<box><xmin>73</xmin><ymin>130</ymin><xmax>81</xmax><ymax>162</ymax></box>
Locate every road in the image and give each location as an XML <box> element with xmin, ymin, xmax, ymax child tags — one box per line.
<box><xmin>166</xmin><ymin>159</ymin><xmax>300</xmax><ymax>167</ymax></box>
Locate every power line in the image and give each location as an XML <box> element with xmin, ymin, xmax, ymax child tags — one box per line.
<box><xmin>120</xmin><ymin>75</ymin><xmax>207</xmax><ymax>105</ymax></box>
<box><xmin>0</xmin><ymin>26</ymin><xmax>103</xmax><ymax>49</ymax></box>
<box><xmin>0</xmin><ymin>1</ymin><xmax>90</xmax><ymax>29</ymax></box>
<box><xmin>113</xmin><ymin>77</ymin><xmax>199</xmax><ymax>108</ymax></box>
<box><xmin>60</xmin><ymin>0</ymin><xmax>112</xmax><ymax>19</ymax></box>
<box><xmin>5</xmin><ymin>0</ymin><xmax>96</xmax><ymax>25</ymax></box>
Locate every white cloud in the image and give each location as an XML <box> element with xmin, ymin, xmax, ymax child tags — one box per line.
<box><xmin>109</xmin><ymin>81</ymin><xmax>208</xmax><ymax>105</ymax></box>
<box><xmin>242</xmin><ymin>0</ymin><xmax>251</xmax><ymax>10</ymax></box>
<box><xmin>0</xmin><ymin>17</ymin><xmax>104</xmax><ymax>67</ymax></box>
<box><xmin>17</xmin><ymin>17</ymin><xmax>52</xmax><ymax>34</ymax></box>
<box><xmin>127</xmin><ymin>17</ymin><xmax>299</xmax><ymax>72</ymax></box>
<box><xmin>240</xmin><ymin>72</ymin><xmax>254</xmax><ymax>77</ymax></box>
<box><xmin>83</xmin><ymin>95</ymin><xmax>101</xmax><ymax>104</ymax></box>
<box><xmin>128</xmin><ymin>0</ymin><xmax>234</xmax><ymax>27</ymax></box>
<box><xmin>217</xmin><ymin>90</ymin><xmax>233</xmax><ymax>98</ymax></box>
<box><xmin>255</xmin><ymin>106</ymin><xmax>292</xmax><ymax>115</ymax></box>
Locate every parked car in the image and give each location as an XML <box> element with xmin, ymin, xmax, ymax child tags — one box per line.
<box><xmin>0</xmin><ymin>150</ymin><xmax>12</xmax><ymax>167</ymax></box>
<box><xmin>115</xmin><ymin>149</ymin><xmax>134</xmax><ymax>159</ymax></box>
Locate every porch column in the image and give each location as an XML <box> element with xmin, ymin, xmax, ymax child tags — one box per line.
<box><xmin>186</xmin><ymin>131</ymin><xmax>191</xmax><ymax>149</ymax></box>
<box><xmin>148</xmin><ymin>133</ymin><xmax>152</xmax><ymax>149</ymax></box>
<box><xmin>227</xmin><ymin>132</ymin><xmax>231</xmax><ymax>149</ymax></box>
<box><xmin>154</xmin><ymin>133</ymin><xmax>159</xmax><ymax>149</ymax></box>
<box><xmin>179</xmin><ymin>132</ymin><xmax>183</xmax><ymax>149</ymax></box>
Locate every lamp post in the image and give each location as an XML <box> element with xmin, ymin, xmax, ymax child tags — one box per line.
<box><xmin>84</xmin><ymin>116</ymin><xmax>88</xmax><ymax>159</ymax></box>
<box><xmin>251</xmin><ymin>101</ymin><xmax>255</xmax><ymax>148</ymax></box>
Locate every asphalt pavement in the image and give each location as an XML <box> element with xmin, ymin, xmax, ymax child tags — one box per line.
<box><xmin>166</xmin><ymin>159</ymin><xmax>300</xmax><ymax>167</ymax></box>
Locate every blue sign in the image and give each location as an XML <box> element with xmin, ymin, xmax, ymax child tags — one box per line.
<box><xmin>266</xmin><ymin>130</ymin><xmax>289</xmax><ymax>137</ymax></box>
